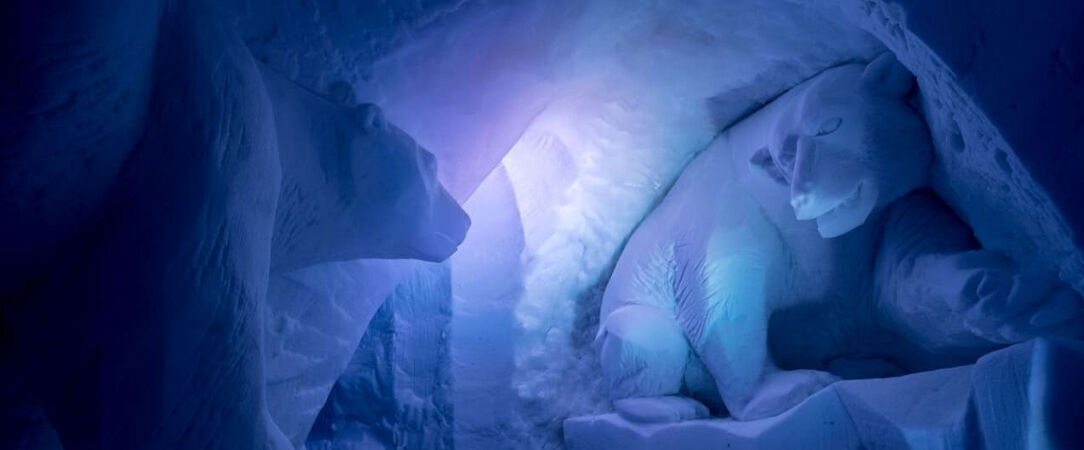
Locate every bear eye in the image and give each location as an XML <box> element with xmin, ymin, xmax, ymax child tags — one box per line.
<box><xmin>815</xmin><ymin>117</ymin><xmax>842</xmax><ymax>136</ymax></box>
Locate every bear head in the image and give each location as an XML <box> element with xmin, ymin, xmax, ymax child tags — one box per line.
<box><xmin>750</xmin><ymin>52</ymin><xmax>932</xmax><ymax>238</ymax></box>
<box><xmin>270</xmin><ymin>95</ymin><xmax>470</xmax><ymax>271</ymax></box>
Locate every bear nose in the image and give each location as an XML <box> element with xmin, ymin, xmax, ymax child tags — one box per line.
<box><xmin>790</xmin><ymin>178</ymin><xmax>814</xmax><ymax>198</ymax></box>
<box><xmin>414</xmin><ymin>187</ymin><xmax>470</xmax><ymax>262</ymax></box>
<box><xmin>790</xmin><ymin>192</ymin><xmax>811</xmax><ymax>210</ymax></box>
<box><xmin>790</xmin><ymin>192</ymin><xmax>819</xmax><ymax>220</ymax></box>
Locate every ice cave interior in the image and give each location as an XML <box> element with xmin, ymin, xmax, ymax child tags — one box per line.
<box><xmin>2</xmin><ymin>0</ymin><xmax>1084</xmax><ymax>449</ymax></box>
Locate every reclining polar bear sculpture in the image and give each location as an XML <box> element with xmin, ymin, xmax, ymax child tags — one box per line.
<box><xmin>595</xmin><ymin>53</ymin><xmax>1084</xmax><ymax>422</ymax></box>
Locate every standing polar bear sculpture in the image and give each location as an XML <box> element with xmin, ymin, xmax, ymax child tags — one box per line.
<box><xmin>596</xmin><ymin>53</ymin><xmax>1084</xmax><ymax>422</ymax></box>
<box><xmin>0</xmin><ymin>1</ymin><xmax>469</xmax><ymax>447</ymax></box>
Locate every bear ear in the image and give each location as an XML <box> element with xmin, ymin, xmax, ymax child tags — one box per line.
<box><xmin>861</xmin><ymin>52</ymin><xmax>915</xmax><ymax>98</ymax></box>
<box><xmin>352</xmin><ymin>103</ymin><xmax>387</xmax><ymax>133</ymax></box>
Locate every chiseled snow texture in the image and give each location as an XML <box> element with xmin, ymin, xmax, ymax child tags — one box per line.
<box><xmin>305</xmin><ymin>261</ymin><xmax>455</xmax><ymax>450</ymax></box>
<box><xmin>833</xmin><ymin>366</ymin><xmax>975</xmax><ymax>449</ymax></box>
<box><xmin>565</xmin><ymin>338</ymin><xmax>1084</xmax><ymax>450</ymax></box>
<box><xmin>299</xmin><ymin>164</ymin><xmax>527</xmax><ymax>450</ymax></box>
<box><xmin>971</xmin><ymin>338</ymin><xmax>1084</xmax><ymax>450</ymax></box>
<box><xmin>264</xmin><ymin>259</ymin><xmax>414</xmax><ymax>447</ymax></box>
<box><xmin>565</xmin><ymin>384</ymin><xmax>860</xmax><ymax>450</ymax></box>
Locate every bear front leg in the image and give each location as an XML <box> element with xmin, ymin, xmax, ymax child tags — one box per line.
<box><xmin>597</xmin><ymin>305</ymin><xmax>710</xmax><ymax>423</ymax></box>
<box><xmin>691</xmin><ymin>300</ymin><xmax>838</xmax><ymax>420</ymax></box>
<box><xmin>678</xmin><ymin>240</ymin><xmax>837</xmax><ymax>421</ymax></box>
<box><xmin>598</xmin><ymin>305</ymin><xmax>690</xmax><ymax>398</ymax></box>
<box><xmin>919</xmin><ymin>251</ymin><xmax>1083</xmax><ymax>345</ymax></box>
<box><xmin>876</xmin><ymin>191</ymin><xmax>1084</xmax><ymax>353</ymax></box>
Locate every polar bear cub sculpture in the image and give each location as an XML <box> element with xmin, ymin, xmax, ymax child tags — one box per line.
<box><xmin>596</xmin><ymin>53</ymin><xmax>1084</xmax><ymax>422</ymax></box>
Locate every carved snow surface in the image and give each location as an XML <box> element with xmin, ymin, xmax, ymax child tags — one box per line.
<box><xmin>596</xmin><ymin>54</ymin><xmax>1083</xmax><ymax>423</ymax></box>
<box><xmin>567</xmin><ymin>338</ymin><xmax>1084</xmax><ymax>450</ymax></box>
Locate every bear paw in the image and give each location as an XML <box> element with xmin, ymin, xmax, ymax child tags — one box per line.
<box><xmin>613</xmin><ymin>396</ymin><xmax>710</xmax><ymax>423</ymax></box>
<box><xmin>943</xmin><ymin>251</ymin><xmax>1084</xmax><ymax>344</ymax></box>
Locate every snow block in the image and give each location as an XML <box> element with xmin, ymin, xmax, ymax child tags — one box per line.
<box><xmin>834</xmin><ymin>366</ymin><xmax>975</xmax><ymax>449</ymax></box>
<box><xmin>971</xmin><ymin>338</ymin><xmax>1084</xmax><ymax>450</ymax></box>
<box><xmin>264</xmin><ymin>259</ymin><xmax>414</xmax><ymax>447</ymax></box>
<box><xmin>307</xmin><ymin>261</ymin><xmax>454</xmax><ymax>450</ymax></box>
<box><xmin>564</xmin><ymin>387</ymin><xmax>859</xmax><ymax>450</ymax></box>
<box><xmin>568</xmin><ymin>339</ymin><xmax>1084</xmax><ymax>449</ymax></box>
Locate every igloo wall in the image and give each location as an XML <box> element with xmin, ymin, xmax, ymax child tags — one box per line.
<box><xmin>2</xmin><ymin>0</ymin><xmax>1083</xmax><ymax>449</ymax></box>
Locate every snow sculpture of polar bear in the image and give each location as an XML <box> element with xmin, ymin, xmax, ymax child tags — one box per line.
<box><xmin>260</xmin><ymin>65</ymin><xmax>470</xmax><ymax>270</ymax></box>
<box><xmin>258</xmin><ymin>58</ymin><xmax>471</xmax><ymax>446</ymax></box>
<box><xmin>596</xmin><ymin>53</ymin><xmax>1084</xmax><ymax>422</ymax></box>
<box><xmin>0</xmin><ymin>1</ymin><xmax>469</xmax><ymax>447</ymax></box>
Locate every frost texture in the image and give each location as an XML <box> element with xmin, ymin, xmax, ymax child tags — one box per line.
<box><xmin>306</xmin><ymin>262</ymin><xmax>455</xmax><ymax>450</ymax></box>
